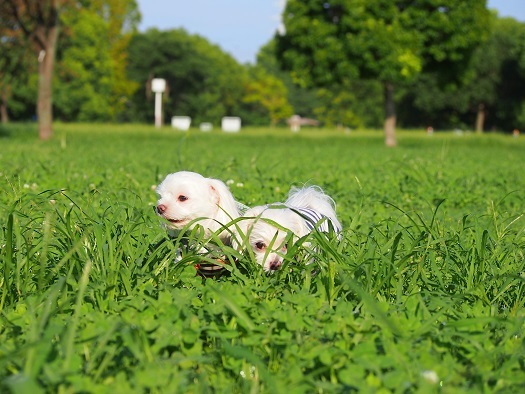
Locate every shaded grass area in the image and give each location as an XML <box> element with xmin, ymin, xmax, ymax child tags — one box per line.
<box><xmin>1</xmin><ymin>124</ymin><xmax>524</xmax><ymax>392</ymax></box>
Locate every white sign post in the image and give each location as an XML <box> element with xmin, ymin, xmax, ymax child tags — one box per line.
<box><xmin>151</xmin><ymin>78</ymin><xmax>166</xmax><ymax>128</ymax></box>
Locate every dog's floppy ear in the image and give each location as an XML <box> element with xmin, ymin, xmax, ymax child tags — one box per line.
<box><xmin>207</xmin><ymin>178</ymin><xmax>224</xmax><ymax>205</ymax></box>
<box><xmin>207</xmin><ymin>178</ymin><xmax>240</xmax><ymax>216</ymax></box>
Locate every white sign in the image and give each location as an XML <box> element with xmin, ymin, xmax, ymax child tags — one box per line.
<box><xmin>171</xmin><ymin>116</ymin><xmax>191</xmax><ymax>131</ymax></box>
<box><xmin>200</xmin><ymin>122</ymin><xmax>213</xmax><ymax>132</ymax></box>
<box><xmin>151</xmin><ymin>78</ymin><xmax>166</xmax><ymax>93</ymax></box>
<box><xmin>221</xmin><ymin>117</ymin><xmax>241</xmax><ymax>133</ymax></box>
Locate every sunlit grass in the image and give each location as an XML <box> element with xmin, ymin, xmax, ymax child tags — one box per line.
<box><xmin>1</xmin><ymin>123</ymin><xmax>524</xmax><ymax>392</ymax></box>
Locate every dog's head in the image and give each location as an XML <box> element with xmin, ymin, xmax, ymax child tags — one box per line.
<box><xmin>156</xmin><ymin>171</ymin><xmax>238</xmax><ymax>236</ymax></box>
<box><xmin>235</xmin><ymin>205</ymin><xmax>306</xmax><ymax>272</ymax></box>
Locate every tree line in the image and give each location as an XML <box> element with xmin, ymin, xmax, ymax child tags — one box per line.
<box><xmin>1</xmin><ymin>1</ymin><xmax>524</xmax><ymax>142</ymax></box>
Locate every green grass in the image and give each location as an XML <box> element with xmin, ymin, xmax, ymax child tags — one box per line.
<box><xmin>1</xmin><ymin>123</ymin><xmax>524</xmax><ymax>393</ymax></box>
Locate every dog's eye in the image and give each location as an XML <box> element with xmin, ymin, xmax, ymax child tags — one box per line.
<box><xmin>255</xmin><ymin>242</ymin><xmax>266</xmax><ymax>251</ymax></box>
<box><xmin>178</xmin><ymin>195</ymin><xmax>188</xmax><ymax>202</ymax></box>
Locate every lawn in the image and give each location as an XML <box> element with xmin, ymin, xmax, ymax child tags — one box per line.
<box><xmin>1</xmin><ymin>123</ymin><xmax>524</xmax><ymax>393</ymax></box>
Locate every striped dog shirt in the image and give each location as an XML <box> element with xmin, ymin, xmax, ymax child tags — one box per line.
<box><xmin>294</xmin><ymin>207</ymin><xmax>342</xmax><ymax>233</ymax></box>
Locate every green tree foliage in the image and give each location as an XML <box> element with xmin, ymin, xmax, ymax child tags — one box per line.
<box><xmin>398</xmin><ymin>13</ymin><xmax>525</xmax><ymax>132</ymax></box>
<box><xmin>256</xmin><ymin>39</ymin><xmax>320</xmax><ymax>120</ymax></box>
<box><xmin>55</xmin><ymin>0</ymin><xmax>140</xmax><ymax>121</ymax></box>
<box><xmin>243</xmin><ymin>67</ymin><xmax>293</xmax><ymax>127</ymax></box>
<box><xmin>0</xmin><ymin>14</ymin><xmax>34</xmax><ymax>123</ymax></box>
<box><xmin>102</xmin><ymin>0</ymin><xmax>141</xmax><ymax>118</ymax></box>
<box><xmin>313</xmin><ymin>82</ymin><xmax>384</xmax><ymax>129</ymax></box>
<box><xmin>481</xmin><ymin>16</ymin><xmax>525</xmax><ymax>131</ymax></box>
<box><xmin>55</xmin><ymin>9</ymin><xmax>113</xmax><ymax>121</ymax></box>
<box><xmin>126</xmin><ymin>28</ymin><xmax>249</xmax><ymax>125</ymax></box>
<box><xmin>314</xmin><ymin>87</ymin><xmax>362</xmax><ymax>129</ymax></box>
<box><xmin>257</xmin><ymin>39</ymin><xmax>382</xmax><ymax>129</ymax></box>
<box><xmin>276</xmin><ymin>0</ymin><xmax>490</xmax><ymax>144</ymax></box>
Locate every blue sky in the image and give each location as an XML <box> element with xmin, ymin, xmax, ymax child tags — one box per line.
<box><xmin>136</xmin><ymin>0</ymin><xmax>525</xmax><ymax>64</ymax></box>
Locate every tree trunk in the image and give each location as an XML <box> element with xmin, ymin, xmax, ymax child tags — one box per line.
<box><xmin>475</xmin><ymin>103</ymin><xmax>485</xmax><ymax>133</ymax></box>
<box><xmin>1</xmin><ymin>90</ymin><xmax>8</xmax><ymax>124</ymax></box>
<box><xmin>3</xmin><ymin>0</ymin><xmax>61</xmax><ymax>138</ymax></box>
<box><xmin>36</xmin><ymin>23</ymin><xmax>59</xmax><ymax>140</ymax></box>
<box><xmin>384</xmin><ymin>82</ymin><xmax>397</xmax><ymax>147</ymax></box>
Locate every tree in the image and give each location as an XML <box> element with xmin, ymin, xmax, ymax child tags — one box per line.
<box><xmin>314</xmin><ymin>86</ymin><xmax>363</xmax><ymax>129</ymax></box>
<box><xmin>243</xmin><ymin>67</ymin><xmax>293</xmax><ymax>127</ymax></box>
<box><xmin>276</xmin><ymin>0</ymin><xmax>489</xmax><ymax>145</ymax></box>
<box><xmin>399</xmin><ymin>13</ymin><xmax>525</xmax><ymax>132</ymax></box>
<box><xmin>452</xmin><ymin>15</ymin><xmax>525</xmax><ymax>132</ymax></box>
<box><xmin>55</xmin><ymin>8</ymin><xmax>114</xmax><ymax>121</ymax></box>
<box><xmin>96</xmin><ymin>0</ymin><xmax>140</xmax><ymax>119</ymax></box>
<box><xmin>0</xmin><ymin>12</ymin><xmax>31</xmax><ymax>123</ymax></box>
<box><xmin>3</xmin><ymin>0</ymin><xmax>63</xmax><ymax>139</ymax></box>
<box><xmin>54</xmin><ymin>0</ymin><xmax>140</xmax><ymax>121</ymax></box>
<box><xmin>480</xmin><ymin>16</ymin><xmax>525</xmax><ymax>132</ymax></box>
<box><xmin>257</xmin><ymin>38</ymin><xmax>383</xmax><ymax>128</ymax></box>
<box><xmin>1</xmin><ymin>1</ymin><xmax>139</xmax><ymax>131</ymax></box>
<box><xmin>256</xmin><ymin>39</ymin><xmax>320</xmax><ymax>120</ymax></box>
<box><xmin>126</xmin><ymin>29</ymin><xmax>249</xmax><ymax>125</ymax></box>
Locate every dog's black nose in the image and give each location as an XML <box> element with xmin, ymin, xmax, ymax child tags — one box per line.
<box><xmin>156</xmin><ymin>204</ymin><xmax>167</xmax><ymax>214</ymax></box>
<box><xmin>269</xmin><ymin>260</ymin><xmax>282</xmax><ymax>270</ymax></box>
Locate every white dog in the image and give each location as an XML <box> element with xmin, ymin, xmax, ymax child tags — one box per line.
<box><xmin>235</xmin><ymin>185</ymin><xmax>342</xmax><ymax>272</ymax></box>
<box><xmin>155</xmin><ymin>171</ymin><xmax>242</xmax><ymax>245</ymax></box>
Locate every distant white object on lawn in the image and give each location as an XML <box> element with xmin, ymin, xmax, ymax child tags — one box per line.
<box><xmin>287</xmin><ymin>114</ymin><xmax>319</xmax><ymax>132</ymax></box>
<box><xmin>221</xmin><ymin>117</ymin><xmax>241</xmax><ymax>133</ymax></box>
<box><xmin>200</xmin><ymin>122</ymin><xmax>213</xmax><ymax>132</ymax></box>
<box><xmin>171</xmin><ymin>116</ymin><xmax>192</xmax><ymax>131</ymax></box>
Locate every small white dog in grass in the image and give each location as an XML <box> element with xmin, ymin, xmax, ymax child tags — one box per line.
<box><xmin>235</xmin><ymin>185</ymin><xmax>342</xmax><ymax>272</ymax></box>
<box><xmin>155</xmin><ymin>171</ymin><xmax>243</xmax><ymax>245</ymax></box>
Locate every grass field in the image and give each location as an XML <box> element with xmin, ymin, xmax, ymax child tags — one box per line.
<box><xmin>1</xmin><ymin>123</ymin><xmax>524</xmax><ymax>393</ymax></box>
